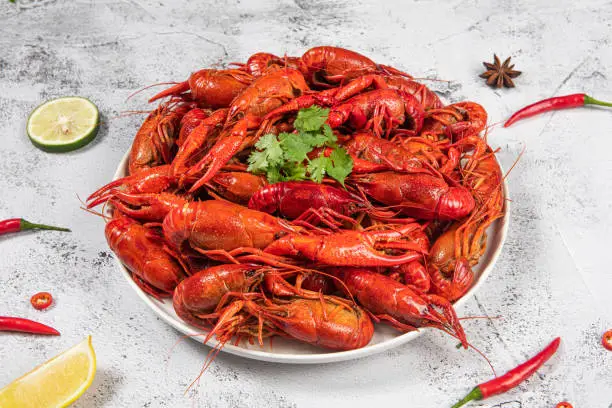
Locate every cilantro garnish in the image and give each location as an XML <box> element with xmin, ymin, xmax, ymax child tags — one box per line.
<box><xmin>247</xmin><ymin>106</ymin><xmax>353</xmax><ymax>185</ymax></box>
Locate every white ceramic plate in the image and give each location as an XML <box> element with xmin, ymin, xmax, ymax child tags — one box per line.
<box><xmin>110</xmin><ymin>150</ymin><xmax>509</xmax><ymax>364</ymax></box>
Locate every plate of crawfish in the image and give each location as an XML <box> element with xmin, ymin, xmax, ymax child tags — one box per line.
<box><xmin>88</xmin><ymin>46</ymin><xmax>509</xmax><ymax>364</ymax></box>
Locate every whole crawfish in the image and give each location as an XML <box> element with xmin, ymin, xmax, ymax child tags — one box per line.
<box><xmin>353</xmin><ymin>171</ymin><xmax>475</xmax><ymax>220</ymax></box>
<box><xmin>173</xmin><ymin>264</ymin><xmax>262</xmax><ymax>328</ymax></box>
<box><xmin>427</xmin><ymin>148</ymin><xmax>504</xmax><ymax>301</ymax></box>
<box><xmin>332</xmin><ymin>267</ymin><xmax>467</xmax><ymax>347</ymax></box>
<box><xmin>263</xmin><ymin>223</ymin><xmax>428</xmax><ymax>267</ymax></box>
<box><xmin>208</xmin><ymin>296</ymin><xmax>374</xmax><ymax>351</ymax></box>
<box><xmin>148</xmin><ymin>69</ymin><xmax>253</xmax><ymax>108</ymax></box>
<box><xmin>298</xmin><ymin>46</ymin><xmax>410</xmax><ymax>88</ymax></box>
<box><xmin>247</xmin><ymin>180</ymin><xmax>390</xmax><ymax>230</ymax></box>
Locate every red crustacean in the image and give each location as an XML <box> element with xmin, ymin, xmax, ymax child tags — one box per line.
<box><xmin>263</xmin><ymin>223</ymin><xmax>427</xmax><ymax>267</ymax></box>
<box><xmin>162</xmin><ymin>200</ymin><xmax>301</xmax><ymax>257</ymax></box>
<box><xmin>422</xmin><ymin>101</ymin><xmax>488</xmax><ymax>142</ymax></box>
<box><xmin>185</xmin><ymin>68</ymin><xmax>311</xmax><ymax>191</ymax></box>
<box><xmin>105</xmin><ymin>213</ymin><xmax>187</xmax><ymax>298</ymax></box>
<box><xmin>331</xmin><ymin>267</ymin><xmax>467</xmax><ymax>347</ymax></box>
<box><xmin>172</xmin><ymin>264</ymin><xmax>263</xmax><ymax>328</ymax></box>
<box><xmin>235</xmin><ymin>52</ymin><xmax>301</xmax><ymax>77</ymax></box>
<box><xmin>298</xmin><ymin>46</ymin><xmax>410</xmax><ymax>88</ymax></box>
<box><xmin>248</xmin><ymin>180</ymin><xmax>389</xmax><ymax>229</ymax></box>
<box><xmin>128</xmin><ymin>103</ymin><xmax>193</xmax><ymax>175</ymax></box>
<box><xmin>426</xmin><ymin>149</ymin><xmax>504</xmax><ymax>301</ymax></box>
<box><xmin>208</xmin><ymin>296</ymin><xmax>374</xmax><ymax>351</ymax></box>
<box><xmin>262</xmin><ymin>88</ymin><xmax>425</xmax><ymax>138</ymax></box>
<box><xmin>344</xmin><ymin>131</ymin><xmax>434</xmax><ymax>174</ymax></box>
<box><xmin>148</xmin><ymin>69</ymin><xmax>253</xmax><ymax>108</ymax></box>
<box><xmin>353</xmin><ymin>171</ymin><xmax>475</xmax><ymax>220</ymax></box>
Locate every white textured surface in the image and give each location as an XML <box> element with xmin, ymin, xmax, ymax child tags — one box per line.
<box><xmin>0</xmin><ymin>1</ymin><xmax>611</xmax><ymax>407</ymax></box>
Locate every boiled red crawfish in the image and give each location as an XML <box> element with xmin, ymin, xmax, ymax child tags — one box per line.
<box><xmin>88</xmin><ymin>46</ymin><xmax>507</xmax><ymax>362</ymax></box>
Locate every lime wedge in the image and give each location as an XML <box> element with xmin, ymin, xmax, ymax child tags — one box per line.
<box><xmin>0</xmin><ymin>336</ymin><xmax>96</xmax><ymax>408</ymax></box>
<box><xmin>27</xmin><ymin>97</ymin><xmax>99</xmax><ymax>152</ymax></box>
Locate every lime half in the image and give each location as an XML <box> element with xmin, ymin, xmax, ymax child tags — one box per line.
<box><xmin>27</xmin><ymin>96</ymin><xmax>99</xmax><ymax>152</ymax></box>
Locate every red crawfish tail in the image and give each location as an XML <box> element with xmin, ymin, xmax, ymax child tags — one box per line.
<box><xmin>172</xmin><ymin>264</ymin><xmax>263</xmax><ymax>328</ymax></box>
<box><xmin>428</xmin><ymin>257</ymin><xmax>474</xmax><ymax>302</ymax></box>
<box><xmin>162</xmin><ymin>200</ymin><xmax>301</xmax><ymax>256</ymax></box>
<box><xmin>298</xmin><ymin>46</ymin><xmax>380</xmax><ymax>88</ymax></box>
<box><xmin>264</xmin><ymin>224</ymin><xmax>427</xmax><ymax>267</ymax></box>
<box><xmin>383</xmin><ymin>75</ymin><xmax>443</xmax><ymax>110</ymax></box>
<box><xmin>148</xmin><ymin>69</ymin><xmax>253</xmax><ymax>108</ymax></box>
<box><xmin>177</xmin><ymin>108</ymin><xmax>210</xmax><ymax>147</ymax></box>
<box><xmin>86</xmin><ymin>165</ymin><xmax>176</xmax><ymax>209</ymax></box>
<box><xmin>108</xmin><ymin>192</ymin><xmax>187</xmax><ymax>222</ymax></box>
<box><xmin>105</xmin><ymin>214</ymin><xmax>187</xmax><ymax>299</ymax></box>
<box><xmin>395</xmin><ymin>261</ymin><xmax>431</xmax><ymax>293</ymax></box>
<box><xmin>171</xmin><ymin>108</ymin><xmax>228</xmax><ymax>177</ymax></box>
<box><xmin>243</xmin><ymin>297</ymin><xmax>374</xmax><ymax>350</ymax></box>
<box><xmin>332</xmin><ymin>267</ymin><xmax>467</xmax><ymax>347</ymax></box>
<box><xmin>208</xmin><ymin>171</ymin><xmax>267</xmax><ymax>204</ymax></box>
<box><xmin>354</xmin><ymin>172</ymin><xmax>475</xmax><ymax>221</ymax></box>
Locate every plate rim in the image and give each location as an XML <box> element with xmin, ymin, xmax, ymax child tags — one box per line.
<box><xmin>110</xmin><ymin>149</ymin><xmax>510</xmax><ymax>364</ymax></box>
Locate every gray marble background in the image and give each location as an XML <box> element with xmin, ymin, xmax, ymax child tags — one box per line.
<box><xmin>1</xmin><ymin>0</ymin><xmax>611</xmax><ymax>407</ymax></box>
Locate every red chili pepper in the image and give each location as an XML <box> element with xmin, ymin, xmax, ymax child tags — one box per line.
<box><xmin>0</xmin><ymin>316</ymin><xmax>60</xmax><ymax>335</ymax></box>
<box><xmin>451</xmin><ymin>337</ymin><xmax>561</xmax><ymax>408</ymax></box>
<box><xmin>30</xmin><ymin>292</ymin><xmax>53</xmax><ymax>310</ymax></box>
<box><xmin>504</xmin><ymin>93</ymin><xmax>612</xmax><ymax>127</ymax></box>
<box><xmin>602</xmin><ymin>329</ymin><xmax>612</xmax><ymax>351</ymax></box>
<box><xmin>0</xmin><ymin>218</ymin><xmax>70</xmax><ymax>235</ymax></box>
<box><xmin>556</xmin><ymin>402</ymin><xmax>573</xmax><ymax>408</ymax></box>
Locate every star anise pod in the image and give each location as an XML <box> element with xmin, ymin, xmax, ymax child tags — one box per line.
<box><xmin>480</xmin><ymin>54</ymin><xmax>522</xmax><ymax>88</ymax></box>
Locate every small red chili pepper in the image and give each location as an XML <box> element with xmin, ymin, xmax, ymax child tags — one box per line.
<box><xmin>0</xmin><ymin>218</ymin><xmax>70</xmax><ymax>235</ymax></box>
<box><xmin>556</xmin><ymin>402</ymin><xmax>573</xmax><ymax>408</ymax></box>
<box><xmin>30</xmin><ymin>292</ymin><xmax>53</xmax><ymax>310</ymax></box>
<box><xmin>504</xmin><ymin>93</ymin><xmax>612</xmax><ymax>127</ymax></box>
<box><xmin>0</xmin><ymin>316</ymin><xmax>60</xmax><ymax>335</ymax></box>
<box><xmin>451</xmin><ymin>337</ymin><xmax>561</xmax><ymax>408</ymax></box>
<box><xmin>602</xmin><ymin>329</ymin><xmax>612</xmax><ymax>351</ymax></box>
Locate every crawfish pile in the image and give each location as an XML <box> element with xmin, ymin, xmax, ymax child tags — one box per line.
<box><xmin>88</xmin><ymin>46</ymin><xmax>504</xmax><ymax>352</ymax></box>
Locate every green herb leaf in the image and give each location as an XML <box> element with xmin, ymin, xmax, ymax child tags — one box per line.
<box><xmin>327</xmin><ymin>148</ymin><xmax>353</xmax><ymax>186</ymax></box>
<box><xmin>248</xmin><ymin>133</ymin><xmax>284</xmax><ymax>174</ymax></box>
<box><xmin>294</xmin><ymin>106</ymin><xmax>330</xmax><ymax>132</ymax></box>
<box><xmin>279</xmin><ymin>133</ymin><xmax>312</xmax><ymax>163</ymax></box>
<box><xmin>307</xmin><ymin>156</ymin><xmax>330</xmax><ymax>183</ymax></box>
<box><xmin>247</xmin><ymin>107</ymin><xmax>353</xmax><ymax>185</ymax></box>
